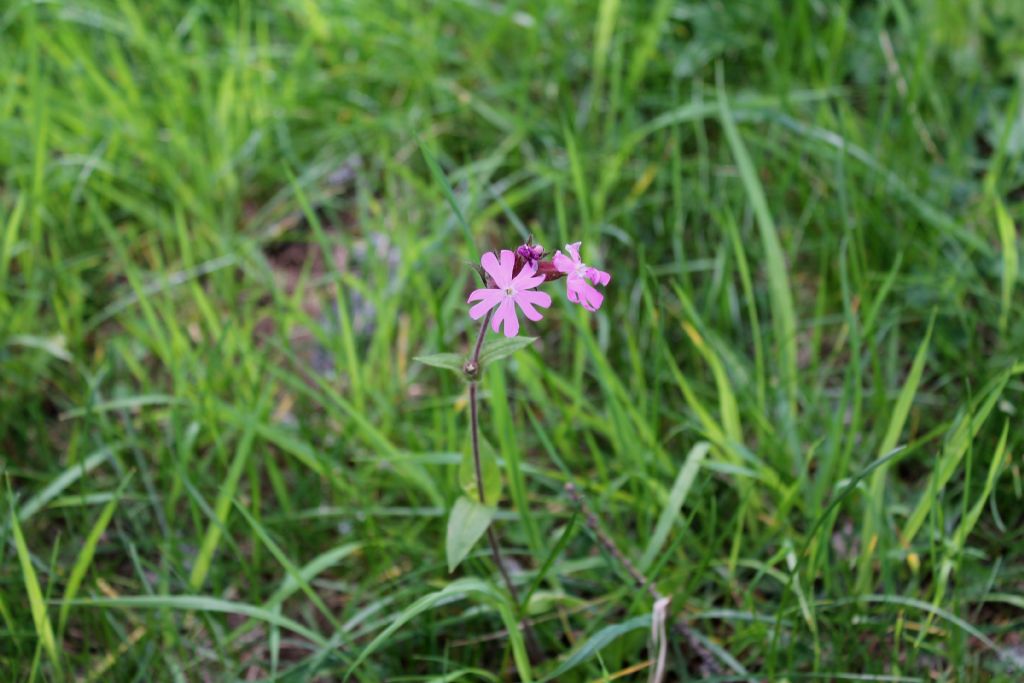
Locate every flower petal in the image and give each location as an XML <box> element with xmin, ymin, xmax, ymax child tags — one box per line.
<box><xmin>468</xmin><ymin>287</ymin><xmax>496</xmax><ymax>302</ymax></box>
<box><xmin>565</xmin><ymin>241</ymin><xmax>583</xmax><ymax>263</ymax></box>
<box><xmin>577</xmin><ymin>280</ymin><xmax>604</xmax><ymax>311</ymax></box>
<box><xmin>565</xmin><ymin>276</ymin><xmax>584</xmax><ymax>304</ymax></box>
<box><xmin>511</xmin><ymin>265</ymin><xmax>545</xmax><ymax>290</ymax></box>
<box><xmin>514</xmin><ymin>289</ymin><xmax>551</xmax><ymax>321</ymax></box>
<box><xmin>468</xmin><ymin>288</ymin><xmax>503</xmax><ymax>319</ymax></box>
<box><xmin>493</xmin><ymin>296</ymin><xmax>519</xmax><ymax>337</ymax></box>
<box><xmin>552</xmin><ymin>250</ymin><xmax>575</xmax><ymax>274</ymax></box>
<box><xmin>586</xmin><ymin>267</ymin><xmax>611</xmax><ymax>286</ymax></box>
<box><xmin>564</xmin><ymin>275</ymin><xmax>603</xmax><ymax>310</ymax></box>
<box><xmin>498</xmin><ymin>250</ymin><xmax>516</xmax><ymax>283</ymax></box>
<box><xmin>518</xmin><ymin>288</ymin><xmax>552</xmax><ymax>308</ymax></box>
<box><xmin>481</xmin><ymin>251</ymin><xmax>512</xmax><ymax>288</ymax></box>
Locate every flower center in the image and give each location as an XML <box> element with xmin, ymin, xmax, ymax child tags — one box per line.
<box><xmin>505</xmin><ymin>287</ymin><xmax>515</xmax><ymax>296</ymax></box>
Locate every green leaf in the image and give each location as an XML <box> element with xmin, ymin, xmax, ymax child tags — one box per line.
<box><xmin>459</xmin><ymin>434</ymin><xmax>502</xmax><ymax>505</ymax></box>
<box><xmin>418</xmin><ymin>139</ymin><xmax>476</xmax><ymax>252</ymax></box>
<box><xmin>7</xmin><ymin>486</ymin><xmax>61</xmax><ymax>676</ymax></box>
<box><xmin>66</xmin><ymin>595</ymin><xmax>330</xmax><ymax>648</ymax></box>
<box><xmin>856</xmin><ymin>312</ymin><xmax>933</xmax><ymax>592</ymax></box>
<box><xmin>640</xmin><ymin>441</ymin><xmax>709</xmax><ymax>571</ymax></box>
<box><xmin>16</xmin><ymin>444</ymin><xmax>119</xmax><ymax>522</ymax></box>
<box><xmin>189</xmin><ymin>414</ymin><xmax>257</xmax><ymax>590</ymax></box>
<box><xmin>413</xmin><ymin>352</ymin><xmax>466</xmax><ymax>373</ymax></box>
<box><xmin>540</xmin><ymin>615</ymin><xmax>651</xmax><ymax>681</ymax></box>
<box><xmin>522</xmin><ymin>513</ymin><xmax>577</xmax><ymax>610</ymax></box>
<box><xmin>478</xmin><ymin>336</ymin><xmax>537</xmax><ymax>366</ymax></box>
<box><xmin>901</xmin><ymin>369</ymin><xmax>1019</xmax><ymax>546</ymax></box>
<box><xmin>446</xmin><ymin>496</ymin><xmax>496</xmax><ymax>573</ymax></box>
<box><xmin>995</xmin><ymin>198</ymin><xmax>1018</xmax><ymax>334</ymax></box>
<box><xmin>717</xmin><ymin>65</ymin><xmax>798</xmax><ymax>414</ymax></box>
<box><xmin>346</xmin><ymin>577</ymin><xmax>532</xmax><ymax>681</ymax></box>
<box><xmin>58</xmin><ymin>472</ymin><xmax>134</xmax><ymax>637</ymax></box>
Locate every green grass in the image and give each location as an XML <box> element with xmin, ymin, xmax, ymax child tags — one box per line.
<box><xmin>2</xmin><ymin>0</ymin><xmax>1024</xmax><ymax>680</ymax></box>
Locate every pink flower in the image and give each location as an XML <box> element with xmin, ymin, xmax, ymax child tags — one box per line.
<box><xmin>468</xmin><ymin>249</ymin><xmax>552</xmax><ymax>337</ymax></box>
<box><xmin>552</xmin><ymin>241</ymin><xmax>611</xmax><ymax>311</ymax></box>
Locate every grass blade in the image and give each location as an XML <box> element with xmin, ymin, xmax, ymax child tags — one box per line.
<box><xmin>419</xmin><ymin>138</ymin><xmax>476</xmax><ymax>252</ymax></box>
<box><xmin>716</xmin><ymin>64</ymin><xmax>799</xmax><ymax>415</ymax></box>
<box><xmin>640</xmin><ymin>441</ymin><xmax>709</xmax><ymax>571</ymax></box>
<box><xmin>188</xmin><ymin>416</ymin><xmax>257</xmax><ymax>590</ymax></box>
<box><xmin>58</xmin><ymin>472</ymin><xmax>133</xmax><ymax>638</ymax></box>
<box><xmin>67</xmin><ymin>595</ymin><xmax>330</xmax><ymax>648</ymax></box>
<box><xmin>995</xmin><ymin>198</ymin><xmax>1018</xmax><ymax>334</ymax></box>
<box><xmin>7</xmin><ymin>484</ymin><xmax>61</xmax><ymax>676</ymax></box>
<box><xmin>346</xmin><ymin>578</ymin><xmax>531</xmax><ymax>681</ymax></box>
<box><xmin>540</xmin><ymin>615</ymin><xmax>650</xmax><ymax>682</ymax></box>
<box><xmin>900</xmin><ymin>367</ymin><xmax>1021</xmax><ymax>545</ymax></box>
<box><xmin>856</xmin><ymin>313</ymin><xmax>933</xmax><ymax>591</ymax></box>
<box><xmin>16</xmin><ymin>445</ymin><xmax>118</xmax><ymax>522</ymax></box>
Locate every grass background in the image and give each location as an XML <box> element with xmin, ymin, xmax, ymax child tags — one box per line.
<box><xmin>2</xmin><ymin>0</ymin><xmax>1024</xmax><ymax>680</ymax></box>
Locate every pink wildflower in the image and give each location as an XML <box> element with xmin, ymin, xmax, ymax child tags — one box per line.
<box><xmin>468</xmin><ymin>249</ymin><xmax>552</xmax><ymax>337</ymax></box>
<box><xmin>552</xmin><ymin>241</ymin><xmax>611</xmax><ymax>311</ymax></box>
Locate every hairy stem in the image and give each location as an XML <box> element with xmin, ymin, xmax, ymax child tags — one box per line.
<box><xmin>471</xmin><ymin>309</ymin><xmax>490</xmax><ymax>366</ymax></box>
<box><xmin>469</xmin><ymin>311</ymin><xmax>542</xmax><ymax>660</ymax></box>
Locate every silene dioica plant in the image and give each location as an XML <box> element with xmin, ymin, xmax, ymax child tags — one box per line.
<box><xmin>415</xmin><ymin>239</ymin><xmax>610</xmax><ymax>656</ymax></box>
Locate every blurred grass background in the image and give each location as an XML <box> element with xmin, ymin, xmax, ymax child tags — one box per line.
<box><xmin>2</xmin><ymin>0</ymin><xmax>1024</xmax><ymax>680</ymax></box>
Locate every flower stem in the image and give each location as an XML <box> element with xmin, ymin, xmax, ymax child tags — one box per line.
<box><xmin>469</xmin><ymin>311</ymin><xmax>541</xmax><ymax>660</ymax></box>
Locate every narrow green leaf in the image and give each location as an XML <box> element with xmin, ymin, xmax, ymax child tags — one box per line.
<box><xmin>7</xmin><ymin>490</ymin><xmax>60</xmax><ymax>675</ymax></box>
<box><xmin>346</xmin><ymin>578</ymin><xmax>531</xmax><ymax>680</ymax></box>
<box><xmin>625</xmin><ymin>0</ymin><xmax>674</xmax><ymax>91</ymax></box>
<box><xmin>265</xmin><ymin>543</ymin><xmax>362</xmax><ymax>609</ymax></box>
<box><xmin>856</xmin><ymin>313</ymin><xmax>933</xmax><ymax>591</ymax></box>
<box><xmin>801</xmin><ymin>446</ymin><xmax>909</xmax><ymax>558</ymax></box>
<box><xmin>522</xmin><ymin>513</ymin><xmax>577</xmax><ymax>610</ymax></box>
<box><xmin>592</xmin><ymin>0</ymin><xmax>620</xmax><ymax>92</ymax></box>
<box><xmin>901</xmin><ymin>367</ymin><xmax>1021</xmax><ymax>545</ymax></box>
<box><xmin>5</xmin><ymin>334</ymin><xmax>72</xmax><ymax>362</ymax></box>
<box><xmin>640</xmin><ymin>441</ymin><xmax>709</xmax><ymax>571</ymax></box>
<box><xmin>861</xmin><ymin>252</ymin><xmax>903</xmax><ymax>338</ymax></box>
<box><xmin>225</xmin><ymin>542</ymin><xmax>361</xmax><ymax>668</ymax></box>
<box><xmin>233</xmin><ymin>501</ymin><xmax>342</xmax><ymax>631</ymax></box>
<box><xmin>828</xmin><ymin>595</ymin><xmax>1018</xmax><ymax>666</ymax></box>
<box><xmin>0</xmin><ymin>192</ymin><xmax>25</xmax><ymax>283</ymax></box>
<box><xmin>414</xmin><ymin>352</ymin><xmax>466</xmax><ymax>373</ymax></box>
<box><xmin>717</xmin><ymin>64</ymin><xmax>798</xmax><ymax>412</ymax></box>
<box><xmin>67</xmin><ymin>595</ymin><xmax>329</xmax><ymax>648</ymax></box>
<box><xmin>58</xmin><ymin>473</ymin><xmax>133</xmax><ymax>637</ymax></box>
<box><xmin>995</xmin><ymin>198</ymin><xmax>1018</xmax><ymax>334</ymax></box>
<box><xmin>682</xmin><ymin>323</ymin><xmax>741</xmax><ymax>444</ymax></box>
<box><xmin>419</xmin><ymin>139</ymin><xmax>476</xmax><ymax>251</ymax></box>
<box><xmin>16</xmin><ymin>445</ymin><xmax>119</xmax><ymax>522</ymax></box>
<box><xmin>478</xmin><ymin>336</ymin><xmax>538</xmax><ymax>366</ymax></box>
<box><xmin>0</xmin><ymin>592</ymin><xmax>15</xmax><ymax>650</ymax></box>
<box><xmin>59</xmin><ymin>394</ymin><xmax>177</xmax><ymax>419</ymax></box>
<box><xmin>459</xmin><ymin>435</ymin><xmax>502</xmax><ymax>505</ymax></box>
<box><xmin>954</xmin><ymin>419</ymin><xmax>1009</xmax><ymax>545</ymax></box>
<box><xmin>540</xmin><ymin>615</ymin><xmax>651</xmax><ymax>682</ymax></box>
<box><xmin>446</xmin><ymin>496</ymin><xmax>496</xmax><ymax>573</ymax></box>
<box><xmin>189</xmin><ymin>417</ymin><xmax>256</xmax><ymax>590</ymax></box>
<box><xmin>917</xmin><ymin>422</ymin><xmax>1012</xmax><ymax>646</ymax></box>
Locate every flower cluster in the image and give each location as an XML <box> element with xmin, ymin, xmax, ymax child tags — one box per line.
<box><xmin>467</xmin><ymin>241</ymin><xmax>611</xmax><ymax>337</ymax></box>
